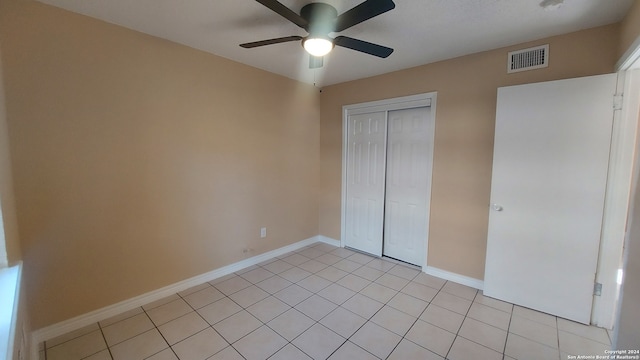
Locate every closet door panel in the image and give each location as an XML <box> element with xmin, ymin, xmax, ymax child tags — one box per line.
<box><xmin>344</xmin><ymin>111</ymin><xmax>387</xmax><ymax>256</ymax></box>
<box><xmin>383</xmin><ymin>107</ymin><xmax>431</xmax><ymax>265</ymax></box>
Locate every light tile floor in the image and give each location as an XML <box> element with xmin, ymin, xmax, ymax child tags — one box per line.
<box><xmin>41</xmin><ymin>242</ymin><xmax>613</xmax><ymax>360</ymax></box>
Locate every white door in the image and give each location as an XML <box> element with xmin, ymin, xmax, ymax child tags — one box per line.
<box><xmin>383</xmin><ymin>107</ymin><xmax>432</xmax><ymax>265</ymax></box>
<box><xmin>344</xmin><ymin>111</ymin><xmax>387</xmax><ymax>256</ymax></box>
<box><xmin>484</xmin><ymin>74</ymin><xmax>617</xmax><ymax>324</ymax></box>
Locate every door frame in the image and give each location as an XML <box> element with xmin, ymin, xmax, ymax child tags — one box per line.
<box><xmin>593</xmin><ymin>38</ymin><xmax>640</xmax><ymax>330</ymax></box>
<box><xmin>341</xmin><ymin>92</ymin><xmax>437</xmax><ymax>268</ymax></box>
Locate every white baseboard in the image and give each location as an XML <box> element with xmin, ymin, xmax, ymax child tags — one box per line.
<box><xmin>317</xmin><ymin>235</ymin><xmax>340</xmax><ymax>247</ymax></box>
<box><xmin>30</xmin><ymin>235</ymin><xmax>324</xmax><ymax>360</ymax></box>
<box><xmin>424</xmin><ymin>266</ymin><xmax>484</xmax><ymax>290</ymax></box>
<box><xmin>29</xmin><ymin>236</ymin><xmax>485</xmax><ymax>360</ymax></box>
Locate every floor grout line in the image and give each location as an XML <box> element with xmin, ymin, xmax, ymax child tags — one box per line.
<box><xmin>95</xmin><ymin>321</ymin><xmax>114</xmax><ymax>360</ymax></box>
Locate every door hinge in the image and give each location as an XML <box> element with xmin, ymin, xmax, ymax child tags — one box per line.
<box><xmin>613</xmin><ymin>94</ymin><xmax>623</xmax><ymax>111</ymax></box>
<box><xmin>594</xmin><ymin>282</ymin><xmax>602</xmax><ymax>296</ymax></box>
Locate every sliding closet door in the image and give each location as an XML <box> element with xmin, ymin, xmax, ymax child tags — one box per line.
<box><xmin>344</xmin><ymin>111</ymin><xmax>387</xmax><ymax>256</ymax></box>
<box><xmin>383</xmin><ymin>107</ymin><xmax>432</xmax><ymax>265</ymax></box>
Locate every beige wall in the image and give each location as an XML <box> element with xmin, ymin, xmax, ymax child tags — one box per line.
<box><xmin>1</xmin><ymin>45</ymin><xmax>29</xmax><ymax>360</ymax></box>
<box><xmin>319</xmin><ymin>25</ymin><xmax>619</xmax><ymax>280</ymax></box>
<box><xmin>0</xmin><ymin>43</ymin><xmax>21</xmax><ymax>266</ymax></box>
<box><xmin>0</xmin><ymin>0</ymin><xmax>320</xmax><ymax>330</ymax></box>
<box><xmin>620</xmin><ymin>0</ymin><xmax>640</xmax><ymax>58</ymax></box>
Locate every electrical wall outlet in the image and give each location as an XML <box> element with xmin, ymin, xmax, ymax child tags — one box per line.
<box><xmin>260</xmin><ymin>227</ymin><xmax>267</xmax><ymax>238</ymax></box>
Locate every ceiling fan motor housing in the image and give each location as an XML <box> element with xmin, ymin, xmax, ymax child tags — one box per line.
<box><xmin>301</xmin><ymin>2</ymin><xmax>338</xmax><ymax>36</ymax></box>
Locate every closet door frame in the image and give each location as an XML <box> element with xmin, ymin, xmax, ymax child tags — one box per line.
<box><xmin>341</xmin><ymin>92</ymin><xmax>437</xmax><ymax>268</ymax></box>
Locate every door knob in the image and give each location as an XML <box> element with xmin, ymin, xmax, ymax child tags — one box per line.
<box><xmin>491</xmin><ymin>204</ymin><xmax>503</xmax><ymax>211</ymax></box>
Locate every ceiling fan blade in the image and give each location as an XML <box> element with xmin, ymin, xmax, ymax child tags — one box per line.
<box><xmin>255</xmin><ymin>0</ymin><xmax>309</xmax><ymax>29</ymax></box>
<box><xmin>334</xmin><ymin>36</ymin><xmax>393</xmax><ymax>58</ymax></box>
<box><xmin>309</xmin><ymin>55</ymin><xmax>323</xmax><ymax>69</ymax></box>
<box><xmin>240</xmin><ymin>36</ymin><xmax>303</xmax><ymax>48</ymax></box>
<box><xmin>333</xmin><ymin>0</ymin><xmax>395</xmax><ymax>32</ymax></box>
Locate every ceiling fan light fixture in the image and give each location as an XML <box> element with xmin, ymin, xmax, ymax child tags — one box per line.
<box><xmin>240</xmin><ymin>0</ymin><xmax>396</xmax><ymax>67</ymax></box>
<box><xmin>303</xmin><ymin>37</ymin><xmax>333</xmax><ymax>57</ymax></box>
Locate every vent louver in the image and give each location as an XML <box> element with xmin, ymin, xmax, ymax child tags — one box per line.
<box><xmin>508</xmin><ymin>44</ymin><xmax>549</xmax><ymax>73</ymax></box>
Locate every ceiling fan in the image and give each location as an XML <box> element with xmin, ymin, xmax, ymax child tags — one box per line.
<box><xmin>240</xmin><ymin>0</ymin><xmax>396</xmax><ymax>68</ymax></box>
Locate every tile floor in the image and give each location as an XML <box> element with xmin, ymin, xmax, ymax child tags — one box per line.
<box><xmin>41</xmin><ymin>242</ymin><xmax>613</xmax><ymax>360</ymax></box>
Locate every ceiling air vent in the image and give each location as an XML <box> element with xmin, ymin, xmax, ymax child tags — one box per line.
<box><xmin>508</xmin><ymin>44</ymin><xmax>549</xmax><ymax>73</ymax></box>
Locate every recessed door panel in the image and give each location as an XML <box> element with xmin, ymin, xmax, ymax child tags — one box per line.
<box><xmin>383</xmin><ymin>107</ymin><xmax>432</xmax><ymax>265</ymax></box>
<box><xmin>344</xmin><ymin>112</ymin><xmax>387</xmax><ymax>256</ymax></box>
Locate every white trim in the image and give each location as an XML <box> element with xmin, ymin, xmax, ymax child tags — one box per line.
<box><xmin>616</xmin><ymin>34</ymin><xmax>640</xmax><ymax>71</ymax></box>
<box><xmin>30</xmin><ymin>235</ymin><xmax>322</xmax><ymax>360</ymax></box>
<box><xmin>343</xmin><ymin>93</ymin><xmax>432</xmax><ymax>115</ymax></box>
<box><xmin>424</xmin><ymin>266</ymin><xmax>484</xmax><ymax>290</ymax></box>
<box><xmin>609</xmin><ymin>36</ymin><xmax>640</xmax><ymax>345</ymax></box>
<box><xmin>340</xmin><ymin>92</ymin><xmax>437</xmax><ymax>269</ymax></box>
<box><xmin>591</xmin><ymin>39</ymin><xmax>640</xmax><ymax>329</ymax></box>
<box><xmin>0</xmin><ymin>263</ymin><xmax>20</xmax><ymax>360</ymax></box>
<box><xmin>591</xmin><ymin>70</ymin><xmax>640</xmax><ymax>329</ymax></box>
<box><xmin>317</xmin><ymin>235</ymin><xmax>340</xmax><ymax>247</ymax></box>
<box><xmin>423</xmin><ymin>97</ymin><xmax>437</xmax><ymax>268</ymax></box>
<box><xmin>613</xmin><ymin>73</ymin><xmax>640</xmax><ymax>348</ymax></box>
<box><xmin>340</xmin><ymin>108</ymin><xmax>348</xmax><ymax>250</ymax></box>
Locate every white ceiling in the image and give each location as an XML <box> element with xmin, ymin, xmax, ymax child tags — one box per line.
<box><xmin>36</xmin><ymin>0</ymin><xmax>634</xmax><ymax>87</ymax></box>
